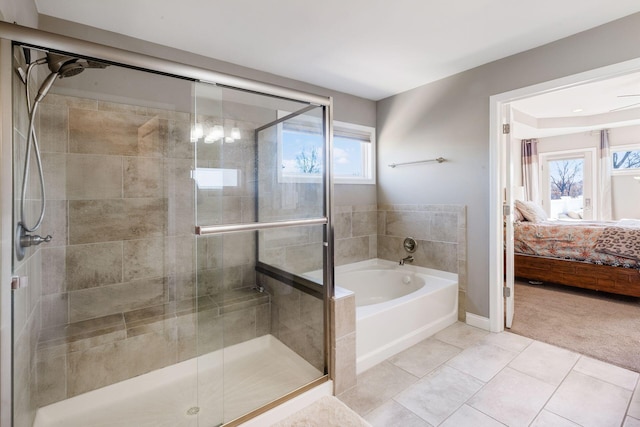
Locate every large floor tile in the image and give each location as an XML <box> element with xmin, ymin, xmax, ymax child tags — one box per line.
<box><xmin>481</xmin><ymin>331</ymin><xmax>532</xmax><ymax>353</ymax></box>
<box><xmin>545</xmin><ymin>371</ymin><xmax>632</xmax><ymax>427</ymax></box>
<box><xmin>531</xmin><ymin>410</ymin><xmax>580</xmax><ymax>426</ymax></box>
<box><xmin>573</xmin><ymin>356</ymin><xmax>639</xmax><ymax>391</ymax></box>
<box><xmin>468</xmin><ymin>367</ymin><xmax>555</xmax><ymax>426</ymax></box>
<box><xmin>629</xmin><ymin>387</ymin><xmax>640</xmax><ymax>419</ymax></box>
<box><xmin>433</xmin><ymin>322</ymin><xmax>489</xmax><ymax>349</ymax></box>
<box><xmin>508</xmin><ymin>340</ymin><xmax>579</xmax><ymax>386</ymax></box>
<box><xmin>440</xmin><ymin>404</ymin><xmax>505</xmax><ymax>427</ymax></box>
<box><xmin>337</xmin><ymin>361</ymin><xmax>418</xmax><ymax>416</ymax></box>
<box><xmin>624</xmin><ymin>417</ymin><xmax>640</xmax><ymax>427</ymax></box>
<box><xmin>445</xmin><ymin>343</ymin><xmax>518</xmax><ymax>382</ymax></box>
<box><xmin>394</xmin><ymin>365</ymin><xmax>484</xmax><ymax>426</ymax></box>
<box><xmin>364</xmin><ymin>400</ymin><xmax>432</xmax><ymax>427</ymax></box>
<box><xmin>388</xmin><ymin>337</ymin><xmax>461</xmax><ymax>378</ymax></box>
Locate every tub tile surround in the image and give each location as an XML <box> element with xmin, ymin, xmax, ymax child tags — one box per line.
<box><xmin>331</xmin><ymin>291</ymin><xmax>357</xmax><ymax>395</ymax></box>
<box><xmin>339</xmin><ymin>322</ymin><xmax>640</xmax><ymax>427</ymax></box>
<box><xmin>378</xmin><ymin>204</ymin><xmax>467</xmax><ymax>321</ymax></box>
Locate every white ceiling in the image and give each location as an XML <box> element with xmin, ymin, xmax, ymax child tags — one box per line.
<box><xmin>35</xmin><ymin>0</ymin><xmax>640</xmax><ymax>101</ymax></box>
<box><xmin>511</xmin><ymin>72</ymin><xmax>640</xmax><ymax>138</ymax></box>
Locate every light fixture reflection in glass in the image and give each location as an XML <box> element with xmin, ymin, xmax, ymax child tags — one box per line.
<box><xmin>194</xmin><ymin>124</ymin><xmax>241</xmax><ymax>144</ymax></box>
<box><xmin>191</xmin><ymin>123</ymin><xmax>204</xmax><ymax>143</ymax></box>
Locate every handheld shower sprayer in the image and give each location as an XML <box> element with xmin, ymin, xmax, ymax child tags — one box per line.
<box><xmin>16</xmin><ymin>50</ymin><xmax>108</xmax><ymax>260</ymax></box>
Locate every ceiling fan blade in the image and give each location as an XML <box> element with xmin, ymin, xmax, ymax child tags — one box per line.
<box><xmin>617</xmin><ymin>94</ymin><xmax>640</xmax><ymax>97</ymax></box>
<box><xmin>610</xmin><ymin>101</ymin><xmax>640</xmax><ymax>112</ymax></box>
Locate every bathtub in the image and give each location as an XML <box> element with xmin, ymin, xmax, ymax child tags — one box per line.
<box><xmin>333</xmin><ymin>259</ymin><xmax>458</xmax><ymax>373</ymax></box>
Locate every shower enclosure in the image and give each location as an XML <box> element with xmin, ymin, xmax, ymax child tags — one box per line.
<box><xmin>0</xmin><ymin>23</ymin><xmax>333</xmax><ymax>427</ymax></box>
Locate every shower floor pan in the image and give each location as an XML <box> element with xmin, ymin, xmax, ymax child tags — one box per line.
<box><xmin>33</xmin><ymin>335</ymin><xmax>322</xmax><ymax>427</ymax></box>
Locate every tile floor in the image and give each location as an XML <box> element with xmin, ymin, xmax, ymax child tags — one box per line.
<box><xmin>338</xmin><ymin>322</ymin><xmax>640</xmax><ymax>427</ymax></box>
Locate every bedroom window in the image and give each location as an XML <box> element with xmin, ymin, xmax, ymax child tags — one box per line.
<box><xmin>612</xmin><ymin>146</ymin><xmax>640</xmax><ymax>172</ymax></box>
<box><xmin>277</xmin><ymin>111</ymin><xmax>375</xmax><ymax>184</ymax></box>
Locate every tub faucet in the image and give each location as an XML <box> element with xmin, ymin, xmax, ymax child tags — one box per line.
<box><xmin>399</xmin><ymin>255</ymin><xmax>414</xmax><ymax>266</ymax></box>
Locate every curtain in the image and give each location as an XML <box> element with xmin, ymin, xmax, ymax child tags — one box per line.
<box><xmin>598</xmin><ymin>129</ymin><xmax>613</xmax><ymax>220</ymax></box>
<box><xmin>521</xmin><ymin>139</ymin><xmax>539</xmax><ymax>202</ymax></box>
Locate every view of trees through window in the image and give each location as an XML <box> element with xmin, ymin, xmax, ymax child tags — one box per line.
<box><xmin>281</xmin><ymin>131</ymin><xmax>365</xmax><ymax>178</ymax></box>
<box><xmin>549</xmin><ymin>159</ymin><xmax>583</xmax><ymax>199</ymax></box>
<box><xmin>613</xmin><ymin>149</ymin><xmax>640</xmax><ymax>170</ymax></box>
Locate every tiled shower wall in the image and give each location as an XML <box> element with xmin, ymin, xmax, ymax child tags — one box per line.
<box><xmin>34</xmin><ymin>93</ymin><xmax>268</xmax><ymax>407</ymax></box>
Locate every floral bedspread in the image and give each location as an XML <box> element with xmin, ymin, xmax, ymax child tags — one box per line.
<box><xmin>514</xmin><ymin>220</ymin><xmax>640</xmax><ymax>268</ymax></box>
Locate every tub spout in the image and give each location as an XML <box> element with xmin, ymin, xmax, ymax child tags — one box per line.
<box><xmin>399</xmin><ymin>255</ymin><xmax>414</xmax><ymax>266</ymax></box>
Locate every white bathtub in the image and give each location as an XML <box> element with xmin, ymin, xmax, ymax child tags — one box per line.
<box><xmin>334</xmin><ymin>259</ymin><xmax>458</xmax><ymax>373</ymax></box>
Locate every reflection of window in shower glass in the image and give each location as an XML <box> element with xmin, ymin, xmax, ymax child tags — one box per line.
<box><xmin>281</xmin><ymin>129</ymin><xmax>324</xmax><ymax>177</ymax></box>
<box><xmin>279</xmin><ymin>116</ymin><xmax>375</xmax><ymax>184</ymax></box>
<box><xmin>548</xmin><ymin>158</ymin><xmax>584</xmax><ymax>219</ymax></box>
<box><xmin>192</xmin><ymin>168</ymin><xmax>239</xmax><ymax>189</ymax></box>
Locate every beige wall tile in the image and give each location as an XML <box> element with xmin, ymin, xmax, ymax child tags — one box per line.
<box><xmin>68</xmin><ymin>277</ymin><xmax>167</xmax><ymax>322</ymax></box>
<box><xmin>385</xmin><ymin>211</ymin><xmax>430</xmax><ymax>240</ymax></box>
<box><xmin>333</xmin><ymin>294</ymin><xmax>355</xmax><ymax>339</ymax></box>
<box><xmin>334</xmin><ymin>213</ymin><xmax>352</xmax><ymax>240</ymax></box>
<box><xmin>66</xmin><ymin>154</ymin><xmax>122</xmax><ymax>200</ymax></box>
<box><xmin>166</xmin><ymin>119</ymin><xmax>193</xmax><ymax>159</ymax></box>
<box><xmin>38</xmin><ymin>103</ymin><xmax>68</xmax><ymax>153</ymax></box>
<box><xmin>41</xmin><ymin>293</ymin><xmax>68</xmax><ymax>327</ymax></box>
<box><xmin>123</xmin><ymin>238</ymin><xmax>164</xmax><ymax>281</ymax></box>
<box><xmin>352</xmin><ymin>211</ymin><xmax>377</xmax><ymax>237</ymax></box>
<box><xmin>124</xmin><ymin>157</ymin><xmax>164</xmax><ymax>198</ymax></box>
<box><xmin>66</xmin><ymin>242</ymin><xmax>123</xmax><ymax>290</ymax></box>
<box><xmin>69</xmin><ymin>109</ymin><xmax>166</xmax><ymax>157</ymax></box>
<box><xmin>223</xmin><ymin>307</ymin><xmax>257</xmax><ymax>346</ymax></box>
<box><xmin>333</xmin><ymin>332</ymin><xmax>357</xmax><ymax>395</ymax></box>
<box><xmin>68</xmin><ymin>198</ymin><xmax>167</xmax><ymax>244</ymax></box>
<box><xmin>430</xmin><ymin>212</ymin><xmax>459</xmax><ymax>243</ymax></box>
<box><xmin>42</xmin><ymin>153</ymin><xmax>66</xmax><ymax>200</ymax></box>
<box><xmin>41</xmin><ymin>247</ymin><xmax>66</xmax><ymax>295</ymax></box>
<box><xmin>36</xmin><ymin>349</ymin><xmax>66</xmax><ymax>407</ymax></box>
<box><xmin>284</xmin><ymin>243</ymin><xmax>323</xmax><ymax>274</ymax></box>
<box><xmin>335</xmin><ymin>236</ymin><xmax>370</xmax><ymax>266</ymax></box>
<box><xmin>41</xmin><ymin>200</ymin><xmax>67</xmax><ymax>247</ymax></box>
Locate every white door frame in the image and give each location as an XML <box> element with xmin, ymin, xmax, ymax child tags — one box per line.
<box><xmin>488</xmin><ymin>57</ymin><xmax>640</xmax><ymax>333</ymax></box>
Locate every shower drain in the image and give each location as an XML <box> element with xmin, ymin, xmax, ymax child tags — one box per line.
<box><xmin>186</xmin><ymin>406</ymin><xmax>200</xmax><ymax>416</ymax></box>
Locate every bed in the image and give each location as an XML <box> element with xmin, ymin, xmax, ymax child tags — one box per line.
<box><xmin>512</xmin><ymin>217</ymin><xmax>640</xmax><ymax>297</ymax></box>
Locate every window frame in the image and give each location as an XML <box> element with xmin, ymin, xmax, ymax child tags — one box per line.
<box><xmin>276</xmin><ymin>111</ymin><xmax>376</xmax><ymax>185</ymax></box>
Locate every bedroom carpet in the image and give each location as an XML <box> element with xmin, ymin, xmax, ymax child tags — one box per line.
<box><xmin>509</xmin><ymin>280</ymin><xmax>640</xmax><ymax>373</ymax></box>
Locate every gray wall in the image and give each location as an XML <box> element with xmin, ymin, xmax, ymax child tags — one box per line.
<box><xmin>0</xmin><ymin>0</ymin><xmax>37</xmax><ymax>27</ymax></box>
<box><xmin>377</xmin><ymin>12</ymin><xmax>640</xmax><ymax>317</ymax></box>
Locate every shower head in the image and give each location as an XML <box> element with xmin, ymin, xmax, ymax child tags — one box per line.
<box><xmin>46</xmin><ymin>53</ymin><xmax>108</xmax><ymax>78</ymax></box>
<box><xmin>33</xmin><ymin>53</ymin><xmax>109</xmax><ymax>103</ymax></box>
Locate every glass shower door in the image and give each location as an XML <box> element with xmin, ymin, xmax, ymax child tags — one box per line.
<box><xmin>10</xmin><ymin>44</ymin><xmax>209</xmax><ymax>427</ymax></box>
<box><xmin>193</xmin><ymin>82</ymin><xmax>329</xmax><ymax>424</ymax></box>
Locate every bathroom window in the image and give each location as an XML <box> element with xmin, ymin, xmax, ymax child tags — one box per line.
<box><xmin>277</xmin><ymin>111</ymin><xmax>375</xmax><ymax>184</ymax></box>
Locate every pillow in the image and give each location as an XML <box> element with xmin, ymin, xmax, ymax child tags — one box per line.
<box><xmin>566</xmin><ymin>211</ymin><xmax>582</xmax><ymax>220</ymax></box>
<box><xmin>513</xmin><ymin>206</ymin><xmax>525</xmax><ymax>222</ymax></box>
<box><xmin>515</xmin><ymin>200</ymin><xmax>547</xmax><ymax>223</ymax></box>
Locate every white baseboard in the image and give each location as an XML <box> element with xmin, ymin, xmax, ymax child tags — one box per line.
<box><xmin>465</xmin><ymin>312</ymin><xmax>491</xmax><ymax>331</ymax></box>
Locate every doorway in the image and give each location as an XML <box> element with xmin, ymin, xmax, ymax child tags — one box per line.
<box><xmin>489</xmin><ymin>58</ymin><xmax>640</xmax><ymax>333</ymax></box>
